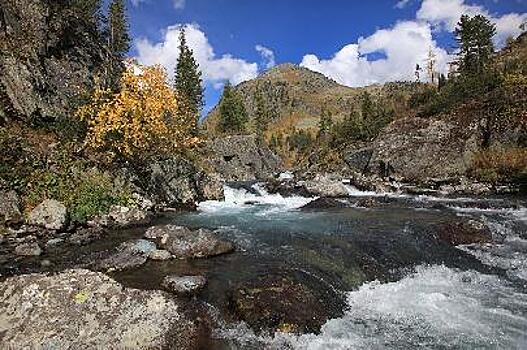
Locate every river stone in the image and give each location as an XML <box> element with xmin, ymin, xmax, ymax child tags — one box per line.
<box><xmin>148</xmin><ymin>249</ymin><xmax>172</xmax><ymax>261</ymax></box>
<box><xmin>14</xmin><ymin>242</ymin><xmax>42</xmax><ymax>256</ymax></box>
<box><xmin>68</xmin><ymin>227</ymin><xmax>104</xmax><ymax>246</ymax></box>
<box><xmin>27</xmin><ymin>199</ymin><xmax>68</xmax><ymax>231</ymax></box>
<box><xmin>162</xmin><ymin>275</ymin><xmax>207</xmax><ymax>295</ymax></box>
<box><xmin>301</xmin><ymin>174</ymin><xmax>349</xmax><ymax>197</ymax></box>
<box><xmin>0</xmin><ymin>190</ymin><xmax>22</xmax><ymax>225</ymax></box>
<box><xmin>108</xmin><ymin>205</ymin><xmax>152</xmax><ymax>227</ymax></box>
<box><xmin>0</xmin><ymin>269</ymin><xmax>199</xmax><ymax>349</ymax></box>
<box><xmin>97</xmin><ymin>239</ymin><xmax>157</xmax><ymax>271</ymax></box>
<box><xmin>146</xmin><ymin>225</ymin><xmax>235</xmax><ymax>259</ymax></box>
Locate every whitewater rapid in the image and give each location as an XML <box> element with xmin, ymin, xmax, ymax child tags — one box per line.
<box><xmin>192</xmin><ymin>183</ymin><xmax>527</xmax><ymax>349</ymax></box>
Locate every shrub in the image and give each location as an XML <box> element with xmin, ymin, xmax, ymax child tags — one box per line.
<box><xmin>470</xmin><ymin>147</ymin><xmax>527</xmax><ymax>184</ymax></box>
<box><xmin>76</xmin><ymin>63</ymin><xmax>198</xmax><ymax>161</ymax></box>
<box><xmin>26</xmin><ymin>165</ymin><xmax>131</xmax><ymax>224</ymax></box>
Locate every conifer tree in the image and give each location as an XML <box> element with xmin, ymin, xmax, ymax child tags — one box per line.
<box><xmin>454</xmin><ymin>14</ymin><xmax>496</xmax><ymax>76</ymax></box>
<box><xmin>254</xmin><ymin>90</ymin><xmax>270</xmax><ymax>138</ymax></box>
<box><xmin>108</xmin><ymin>0</ymin><xmax>130</xmax><ymax>58</ymax></box>
<box><xmin>218</xmin><ymin>82</ymin><xmax>248</xmax><ymax>134</ymax></box>
<box><xmin>318</xmin><ymin>109</ymin><xmax>333</xmax><ymax>139</ymax></box>
<box><xmin>174</xmin><ymin>26</ymin><xmax>204</xmax><ymax>135</ymax></box>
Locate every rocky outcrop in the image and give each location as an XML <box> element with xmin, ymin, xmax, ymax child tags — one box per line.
<box><xmin>366</xmin><ymin>116</ymin><xmax>480</xmax><ymax>182</ymax></box>
<box><xmin>145</xmin><ymin>225</ymin><xmax>235</xmax><ymax>259</ymax></box>
<box><xmin>137</xmin><ymin>156</ymin><xmax>224</xmax><ymax>208</ymax></box>
<box><xmin>205</xmin><ymin>135</ymin><xmax>282</xmax><ymax>181</ymax></box>
<box><xmin>0</xmin><ymin>0</ymin><xmax>116</xmax><ymax>122</ymax></box>
<box><xmin>0</xmin><ymin>269</ymin><xmax>200</xmax><ymax>349</ymax></box>
<box><xmin>0</xmin><ymin>190</ymin><xmax>21</xmax><ymax>225</ymax></box>
<box><xmin>27</xmin><ymin>199</ymin><xmax>68</xmax><ymax>231</ymax></box>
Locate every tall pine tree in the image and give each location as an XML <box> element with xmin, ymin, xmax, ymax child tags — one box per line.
<box><xmin>218</xmin><ymin>82</ymin><xmax>248</xmax><ymax>134</ymax></box>
<box><xmin>254</xmin><ymin>90</ymin><xmax>270</xmax><ymax>139</ymax></box>
<box><xmin>454</xmin><ymin>14</ymin><xmax>496</xmax><ymax>76</ymax></box>
<box><xmin>174</xmin><ymin>26</ymin><xmax>204</xmax><ymax>135</ymax></box>
<box><xmin>108</xmin><ymin>0</ymin><xmax>130</xmax><ymax>58</ymax></box>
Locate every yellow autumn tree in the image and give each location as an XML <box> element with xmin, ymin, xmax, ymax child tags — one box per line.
<box><xmin>77</xmin><ymin>62</ymin><xmax>198</xmax><ymax>160</ymax></box>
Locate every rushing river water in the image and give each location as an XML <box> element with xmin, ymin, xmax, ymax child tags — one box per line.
<box><xmin>143</xmin><ymin>183</ymin><xmax>527</xmax><ymax>350</ymax></box>
<box><xmin>9</xmin><ymin>182</ymin><xmax>524</xmax><ymax>349</ymax></box>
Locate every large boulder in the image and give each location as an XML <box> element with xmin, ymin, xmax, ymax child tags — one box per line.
<box><xmin>205</xmin><ymin>135</ymin><xmax>282</xmax><ymax>181</ymax></box>
<box><xmin>0</xmin><ymin>190</ymin><xmax>21</xmax><ymax>225</ymax></box>
<box><xmin>0</xmin><ymin>0</ymin><xmax>116</xmax><ymax>122</ymax></box>
<box><xmin>366</xmin><ymin>116</ymin><xmax>480</xmax><ymax>182</ymax></box>
<box><xmin>27</xmin><ymin>199</ymin><xmax>68</xmax><ymax>231</ymax></box>
<box><xmin>138</xmin><ymin>156</ymin><xmax>224</xmax><ymax>208</ymax></box>
<box><xmin>0</xmin><ymin>269</ymin><xmax>200</xmax><ymax>349</ymax></box>
<box><xmin>145</xmin><ymin>225</ymin><xmax>235</xmax><ymax>259</ymax></box>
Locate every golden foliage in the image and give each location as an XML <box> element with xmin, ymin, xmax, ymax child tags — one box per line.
<box><xmin>76</xmin><ymin>63</ymin><xmax>198</xmax><ymax>160</ymax></box>
<box><xmin>471</xmin><ymin>147</ymin><xmax>527</xmax><ymax>183</ymax></box>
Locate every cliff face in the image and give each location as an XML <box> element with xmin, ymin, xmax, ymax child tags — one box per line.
<box><xmin>0</xmin><ymin>0</ymin><xmax>116</xmax><ymax>123</ymax></box>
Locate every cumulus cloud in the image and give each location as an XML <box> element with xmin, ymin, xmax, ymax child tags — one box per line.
<box><xmin>417</xmin><ymin>0</ymin><xmax>527</xmax><ymax>47</ymax></box>
<box><xmin>255</xmin><ymin>45</ymin><xmax>276</xmax><ymax>69</ymax></box>
<box><xmin>136</xmin><ymin>24</ymin><xmax>258</xmax><ymax>87</ymax></box>
<box><xmin>300</xmin><ymin>21</ymin><xmax>450</xmax><ymax>87</ymax></box>
<box><xmin>173</xmin><ymin>0</ymin><xmax>185</xmax><ymax>10</ymax></box>
<box><xmin>395</xmin><ymin>0</ymin><xmax>413</xmax><ymax>9</ymax></box>
<box><xmin>132</xmin><ymin>0</ymin><xmax>186</xmax><ymax>10</ymax></box>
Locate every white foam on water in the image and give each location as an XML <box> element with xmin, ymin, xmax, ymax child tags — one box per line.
<box><xmin>458</xmin><ymin>213</ymin><xmax>527</xmax><ymax>281</ymax></box>
<box><xmin>198</xmin><ymin>184</ymin><xmax>316</xmax><ymax>214</ymax></box>
<box><xmin>216</xmin><ymin>265</ymin><xmax>527</xmax><ymax>350</ymax></box>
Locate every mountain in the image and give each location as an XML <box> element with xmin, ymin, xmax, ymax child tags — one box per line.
<box><xmin>203</xmin><ymin>63</ymin><xmax>421</xmax><ymax>135</ymax></box>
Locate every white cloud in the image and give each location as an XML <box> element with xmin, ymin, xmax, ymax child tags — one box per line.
<box><xmin>173</xmin><ymin>0</ymin><xmax>185</xmax><ymax>10</ymax></box>
<box><xmin>300</xmin><ymin>21</ymin><xmax>450</xmax><ymax>87</ymax></box>
<box><xmin>136</xmin><ymin>24</ymin><xmax>258</xmax><ymax>87</ymax></box>
<box><xmin>416</xmin><ymin>0</ymin><xmax>527</xmax><ymax>47</ymax></box>
<box><xmin>395</xmin><ymin>0</ymin><xmax>413</xmax><ymax>9</ymax></box>
<box><xmin>255</xmin><ymin>45</ymin><xmax>276</xmax><ymax>69</ymax></box>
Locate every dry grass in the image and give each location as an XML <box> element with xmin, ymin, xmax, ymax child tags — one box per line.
<box><xmin>470</xmin><ymin>147</ymin><xmax>527</xmax><ymax>183</ymax></box>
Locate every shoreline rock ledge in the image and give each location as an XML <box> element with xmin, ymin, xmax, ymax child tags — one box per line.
<box><xmin>0</xmin><ymin>269</ymin><xmax>201</xmax><ymax>349</ymax></box>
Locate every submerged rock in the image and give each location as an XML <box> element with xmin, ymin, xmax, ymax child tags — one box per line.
<box><xmin>145</xmin><ymin>225</ymin><xmax>235</xmax><ymax>259</ymax></box>
<box><xmin>0</xmin><ymin>269</ymin><xmax>199</xmax><ymax>349</ymax></box>
<box><xmin>229</xmin><ymin>275</ymin><xmax>344</xmax><ymax>334</ymax></box>
<box><xmin>436</xmin><ymin>219</ymin><xmax>493</xmax><ymax>246</ymax></box>
<box><xmin>27</xmin><ymin>199</ymin><xmax>68</xmax><ymax>231</ymax></box>
<box><xmin>162</xmin><ymin>275</ymin><xmax>207</xmax><ymax>295</ymax></box>
<box><xmin>300</xmin><ymin>197</ymin><xmax>348</xmax><ymax>210</ymax></box>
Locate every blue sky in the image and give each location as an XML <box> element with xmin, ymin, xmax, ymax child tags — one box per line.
<box><xmin>125</xmin><ymin>0</ymin><xmax>526</xmax><ymax>113</ymax></box>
